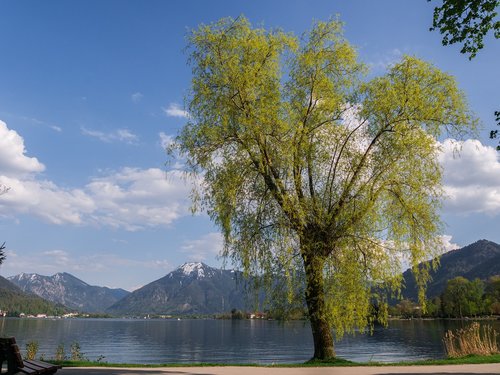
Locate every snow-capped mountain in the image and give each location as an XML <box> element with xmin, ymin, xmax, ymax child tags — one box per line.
<box><xmin>107</xmin><ymin>262</ymin><xmax>248</xmax><ymax>316</ymax></box>
<box><xmin>8</xmin><ymin>272</ymin><xmax>129</xmax><ymax>313</ymax></box>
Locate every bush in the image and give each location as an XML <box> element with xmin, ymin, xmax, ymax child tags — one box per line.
<box><xmin>25</xmin><ymin>341</ymin><xmax>39</xmax><ymax>360</ymax></box>
<box><xmin>70</xmin><ymin>342</ymin><xmax>86</xmax><ymax>361</ymax></box>
<box><xmin>55</xmin><ymin>344</ymin><xmax>66</xmax><ymax>361</ymax></box>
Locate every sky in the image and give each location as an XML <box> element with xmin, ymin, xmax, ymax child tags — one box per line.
<box><xmin>0</xmin><ymin>0</ymin><xmax>499</xmax><ymax>291</ymax></box>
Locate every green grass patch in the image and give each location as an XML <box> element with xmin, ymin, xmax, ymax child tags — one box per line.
<box><xmin>47</xmin><ymin>353</ymin><xmax>500</xmax><ymax>368</ymax></box>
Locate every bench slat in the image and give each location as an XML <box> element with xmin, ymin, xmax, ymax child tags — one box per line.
<box><xmin>26</xmin><ymin>359</ymin><xmax>61</xmax><ymax>373</ymax></box>
<box><xmin>0</xmin><ymin>337</ymin><xmax>61</xmax><ymax>374</ymax></box>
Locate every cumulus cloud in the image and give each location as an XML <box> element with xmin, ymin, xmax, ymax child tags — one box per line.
<box><xmin>439</xmin><ymin>235</ymin><xmax>461</xmax><ymax>252</ymax></box>
<box><xmin>439</xmin><ymin>139</ymin><xmax>500</xmax><ymax>216</ymax></box>
<box><xmin>0</xmin><ymin>120</ymin><xmax>192</xmax><ymax>230</ymax></box>
<box><xmin>131</xmin><ymin>92</ymin><xmax>144</xmax><ymax>103</ymax></box>
<box><xmin>162</xmin><ymin>103</ymin><xmax>190</xmax><ymax>119</ymax></box>
<box><xmin>181</xmin><ymin>232</ymin><xmax>223</xmax><ymax>261</ymax></box>
<box><xmin>0</xmin><ymin>175</ymin><xmax>94</xmax><ymax>224</ymax></box>
<box><xmin>0</xmin><ymin>120</ymin><xmax>45</xmax><ymax>176</ymax></box>
<box><xmin>85</xmin><ymin>167</ymin><xmax>190</xmax><ymax>230</ymax></box>
<box><xmin>81</xmin><ymin>127</ymin><xmax>139</xmax><ymax>144</ymax></box>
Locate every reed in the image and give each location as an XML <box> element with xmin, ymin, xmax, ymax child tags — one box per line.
<box><xmin>443</xmin><ymin>322</ymin><xmax>499</xmax><ymax>358</ymax></box>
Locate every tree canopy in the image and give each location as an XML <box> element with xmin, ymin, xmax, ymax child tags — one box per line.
<box><xmin>173</xmin><ymin>16</ymin><xmax>476</xmax><ymax>360</ymax></box>
<box><xmin>430</xmin><ymin>0</ymin><xmax>500</xmax><ymax>59</ymax></box>
<box><xmin>442</xmin><ymin>277</ymin><xmax>485</xmax><ymax>317</ymax></box>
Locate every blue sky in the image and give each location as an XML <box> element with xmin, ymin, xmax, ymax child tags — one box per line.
<box><xmin>0</xmin><ymin>0</ymin><xmax>499</xmax><ymax>291</ymax></box>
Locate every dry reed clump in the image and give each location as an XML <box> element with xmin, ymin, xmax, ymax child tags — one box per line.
<box><xmin>443</xmin><ymin>322</ymin><xmax>499</xmax><ymax>358</ymax></box>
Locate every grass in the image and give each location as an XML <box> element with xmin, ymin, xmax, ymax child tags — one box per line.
<box><xmin>48</xmin><ymin>353</ymin><xmax>500</xmax><ymax>368</ymax></box>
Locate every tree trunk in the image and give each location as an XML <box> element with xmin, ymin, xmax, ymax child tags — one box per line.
<box><xmin>303</xmin><ymin>254</ymin><xmax>335</xmax><ymax>360</ymax></box>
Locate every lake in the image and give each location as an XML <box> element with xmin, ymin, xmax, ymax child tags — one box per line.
<box><xmin>0</xmin><ymin>318</ymin><xmax>498</xmax><ymax>364</ymax></box>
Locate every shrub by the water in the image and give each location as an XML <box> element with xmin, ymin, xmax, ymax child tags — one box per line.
<box><xmin>55</xmin><ymin>344</ymin><xmax>66</xmax><ymax>361</ymax></box>
<box><xmin>443</xmin><ymin>322</ymin><xmax>499</xmax><ymax>358</ymax></box>
<box><xmin>25</xmin><ymin>341</ymin><xmax>39</xmax><ymax>360</ymax></box>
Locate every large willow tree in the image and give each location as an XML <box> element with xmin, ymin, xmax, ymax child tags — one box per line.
<box><xmin>173</xmin><ymin>17</ymin><xmax>475</xmax><ymax>360</ymax></box>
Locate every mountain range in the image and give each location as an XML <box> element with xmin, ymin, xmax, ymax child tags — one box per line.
<box><xmin>0</xmin><ymin>275</ymin><xmax>66</xmax><ymax>316</ymax></box>
<box><xmin>106</xmin><ymin>262</ymin><xmax>250</xmax><ymax>315</ymax></box>
<box><xmin>402</xmin><ymin>239</ymin><xmax>500</xmax><ymax>301</ymax></box>
<box><xmin>2</xmin><ymin>239</ymin><xmax>500</xmax><ymax>316</ymax></box>
<box><xmin>8</xmin><ymin>272</ymin><xmax>129</xmax><ymax>313</ymax></box>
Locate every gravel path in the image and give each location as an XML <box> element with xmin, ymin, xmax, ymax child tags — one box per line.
<box><xmin>56</xmin><ymin>363</ymin><xmax>500</xmax><ymax>375</ymax></box>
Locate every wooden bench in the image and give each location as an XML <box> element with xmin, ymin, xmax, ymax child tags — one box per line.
<box><xmin>0</xmin><ymin>337</ymin><xmax>61</xmax><ymax>374</ymax></box>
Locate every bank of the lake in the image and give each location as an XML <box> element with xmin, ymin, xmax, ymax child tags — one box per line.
<box><xmin>1</xmin><ymin>317</ymin><xmax>499</xmax><ymax>364</ymax></box>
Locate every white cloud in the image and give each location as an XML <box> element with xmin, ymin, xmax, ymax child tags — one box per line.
<box><xmin>439</xmin><ymin>139</ymin><xmax>500</xmax><ymax>216</ymax></box>
<box><xmin>0</xmin><ymin>120</ymin><xmax>192</xmax><ymax>230</ymax></box>
<box><xmin>0</xmin><ymin>120</ymin><xmax>45</xmax><ymax>176</ymax></box>
<box><xmin>181</xmin><ymin>232</ymin><xmax>223</xmax><ymax>261</ymax></box>
<box><xmin>162</xmin><ymin>103</ymin><xmax>190</xmax><ymax>119</ymax></box>
<box><xmin>85</xmin><ymin>167</ymin><xmax>190</xmax><ymax>230</ymax></box>
<box><xmin>2</xmin><ymin>248</ymin><xmax>172</xmax><ymax>290</ymax></box>
<box><xmin>159</xmin><ymin>132</ymin><xmax>175</xmax><ymax>149</ymax></box>
<box><xmin>368</xmin><ymin>48</ymin><xmax>403</xmax><ymax>72</ymax></box>
<box><xmin>50</xmin><ymin>125</ymin><xmax>62</xmax><ymax>132</ymax></box>
<box><xmin>131</xmin><ymin>92</ymin><xmax>143</xmax><ymax>103</ymax></box>
<box><xmin>1</xmin><ymin>168</ymin><xmax>191</xmax><ymax>229</ymax></box>
<box><xmin>81</xmin><ymin>127</ymin><xmax>139</xmax><ymax>144</ymax></box>
<box><xmin>0</xmin><ymin>175</ymin><xmax>94</xmax><ymax>224</ymax></box>
<box><xmin>439</xmin><ymin>235</ymin><xmax>460</xmax><ymax>252</ymax></box>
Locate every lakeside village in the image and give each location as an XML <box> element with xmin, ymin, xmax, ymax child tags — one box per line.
<box><xmin>0</xmin><ymin>309</ymin><xmax>269</xmax><ymax>320</ymax></box>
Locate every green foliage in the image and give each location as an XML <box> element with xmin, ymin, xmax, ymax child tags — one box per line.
<box><xmin>0</xmin><ymin>287</ymin><xmax>67</xmax><ymax>316</ymax></box>
<box><xmin>391</xmin><ymin>275</ymin><xmax>500</xmax><ymax>318</ymax></box>
<box><xmin>70</xmin><ymin>342</ymin><xmax>86</xmax><ymax>361</ymax></box>
<box><xmin>25</xmin><ymin>341</ymin><xmax>39</xmax><ymax>360</ymax></box>
<box><xmin>430</xmin><ymin>0</ymin><xmax>500</xmax><ymax>59</ymax></box>
<box><xmin>442</xmin><ymin>277</ymin><xmax>485</xmax><ymax>317</ymax></box>
<box><xmin>175</xmin><ymin>16</ymin><xmax>476</xmax><ymax>358</ymax></box>
<box><xmin>55</xmin><ymin>344</ymin><xmax>66</xmax><ymax>361</ymax></box>
<box><xmin>230</xmin><ymin>308</ymin><xmax>245</xmax><ymax>319</ymax></box>
<box><xmin>425</xmin><ymin>296</ymin><xmax>442</xmax><ymax>318</ymax></box>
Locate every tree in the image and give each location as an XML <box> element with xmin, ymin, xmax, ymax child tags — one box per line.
<box><xmin>484</xmin><ymin>275</ymin><xmax>500</xmax><ymax>313</ymax></box>
<box><xmin>442</xmin><ymin>277</ymin><xmax>485</xmax><ymax>317</ymax></box>
<box><xmin>430</xmin><ymin>0</ymin><xmax>500</xmax><ymax>59</ymax></box>
<box><xmin>430</xmin><ymin>1</ymin><xmax>499</xmax><ymax>149</ymax></box>
<box><xmin>174</xmin><ymin>17</ymin><xmax>475</xmax><ymax>360</ymax></box>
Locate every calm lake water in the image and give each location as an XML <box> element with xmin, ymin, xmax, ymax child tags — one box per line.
<box><xmin>0</xmin><ymin>318</ymin><xmax>498</xmax><ymax>364</ymax></box>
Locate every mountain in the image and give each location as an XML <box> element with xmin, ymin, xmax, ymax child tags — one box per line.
<box><xmin>0</xmin><ymin>275</ymin><xmax>67</xmax><ymax>316</ymax></box>
<box><xmin>107</xmin><ymin>262</ymin><xmax>250</xmax><ymax>316</ymax></box>
<box><xmin>8</xmin><ymin>272</ymin><xmax>129</xmax><ymax>313</ymax></box>
<box><xmin>402</xmin><ymin>239</ymin><xmax>500</xmax><ymax>301</ymax></box>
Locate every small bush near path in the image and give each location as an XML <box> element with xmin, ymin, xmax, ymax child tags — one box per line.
<box><xmin>443</xmin><ymin>322</ymin><xmax>499</xmax><ymax>358</ymax></box>
<box><xmin>25</xmin><ymin>340</ymin><xmax>39</xmax><ymax>360</ymax></box>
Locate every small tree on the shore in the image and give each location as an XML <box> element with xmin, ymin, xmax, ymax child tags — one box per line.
<box><xmin>173</xmin><ymin>16</ymin><xmax>476</xmax><ymax>360</ymax></box>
